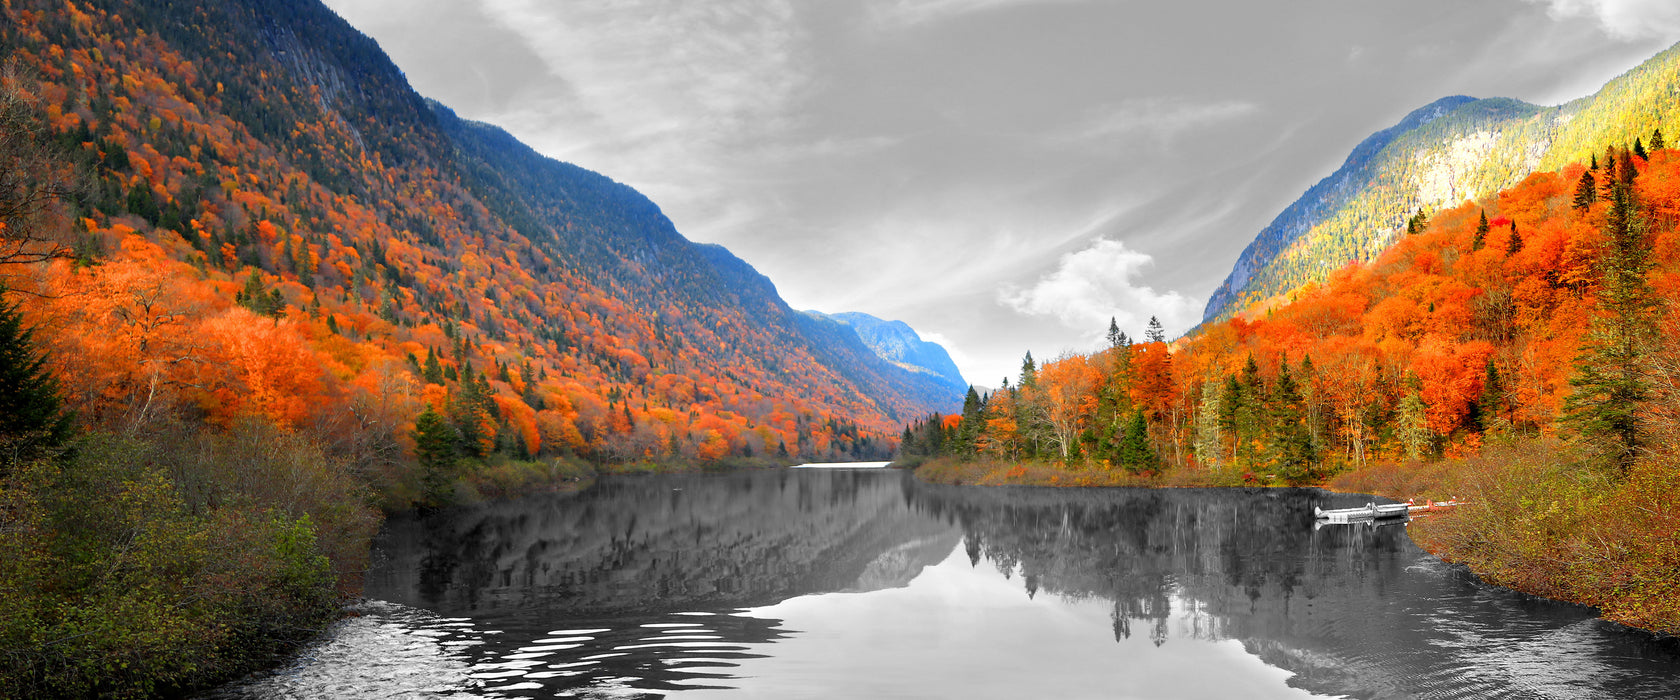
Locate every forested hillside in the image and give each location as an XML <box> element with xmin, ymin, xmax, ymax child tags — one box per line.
<box><xmin>1207</xmin><ymin>42</ymin><xmax>1680</xmax><ymax>322</ymax></box>
<box><xmin>0</xmin><ymin>0</ymin><xmax>957</xmax><ymax>474</ymax></box>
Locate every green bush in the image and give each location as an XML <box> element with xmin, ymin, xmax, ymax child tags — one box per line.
<box><xmin>0</xmin><ymin>435</ymin><xmax>340</xmax><ymax>698</ymax></box>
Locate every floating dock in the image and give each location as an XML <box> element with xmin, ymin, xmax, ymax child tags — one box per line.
<box><xmin>1314</xmin><ymin>502</ymin><xmax>1410</xmax><ymax>522</ymax></box>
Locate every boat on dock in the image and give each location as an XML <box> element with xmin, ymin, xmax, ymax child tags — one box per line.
<box><xmin>1314</xmin><ymin>502</ymin><xmax>1410</xmax><ymax>522</ymax></box>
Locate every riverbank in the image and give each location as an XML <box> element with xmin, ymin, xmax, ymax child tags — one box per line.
<box><xmin>907</xmin><ymin>445</ymin><xmax>1680</xmax><ymax>637</ymax></box>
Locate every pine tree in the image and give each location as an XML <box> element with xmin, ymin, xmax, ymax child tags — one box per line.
<box><xmin>1507</xmin><ymin>222</ymin><xmax>1524</xmax><ymax>255</ymax></box>
<box><xmin>1268</xmin><ymin>362</ymin><xmax>1317</xmax><ymax>484</ymax></box>
<box><xmin>1633</xmin><ymin>137</ymin><xmax>1647</xmax><ymax>160</ymax></box>
<box><xmin>1472</xmin><ymin>209</ymin><xmax>1489</xmax><ymax>251</ymax></box>
<box><xmin>1145</xmin><ymin>316</ymin><xmax>1165</xmax><ymax>344</ymax></box>
<box><xmin>1574</xmin><ymin>169</ymin><xmax>1597</xmax><ymax>212</ymax></box>
<box><xmin>1476</xmin><ymin>357</ymin><xmax>1505</xmax><ymax>432</ymax></box>
<box><xmin>0</xmin><ymin>291</ymin><xmax>73</xmax><ymax>470</ymax></box>
<box><xmin>1405</xmin><ymin>208</ymin><xmax>1428</xmax><ymax>235</ymax></box>
<box><xmin>1106</xmin><ymin>317</ymin><xmax>1122</xmax><ymax>349</ymax></box>
<box><xmin>1651</xmin><ymin>128</ymin><xmax>1666</xmax><ymax>151</ymax></box>
<box><xmin>413</xmin><ymin>407</ymin><xmax>459</xmax><ymax>507</ymax></box>
<box><xmin>1116</xmin><ymin>409</ymin><xmax>1158</xmax><ymax>474</ymax></box>
<box><xmin>1561</xmin><ymin>152</ymin><xmax>1661</xmax><ymax>471</ymax></box>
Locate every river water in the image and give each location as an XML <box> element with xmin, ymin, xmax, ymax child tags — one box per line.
<box><xmin>211</xmin><ymin>468</ymin><xmax>1680</xmax><ymax>699</ymax></box>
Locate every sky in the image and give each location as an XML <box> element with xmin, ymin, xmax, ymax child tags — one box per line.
<box><xmin>320</xmin><ymin>0</ymin><xmax>1680</xmax><ymax>388</ymax></box>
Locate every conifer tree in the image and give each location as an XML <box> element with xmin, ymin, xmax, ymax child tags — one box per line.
<box><xmin>1507</xmin><ymin>221</ymin><xmax>1524</xmax><ymax>255</ymax></box>
<box><xmin>1405</xmin><ymin>208</ymin><xmax>1429</xmax><ymax>235</ymax></box>
<box><xmin>1117</xmin><ymin>409</ymin><xmax>1158</xmax><ymax>474</ymax></box>
<box><xmin>1651</xmin><ymin>128</ymin><xmax>1666</xmax><ymax>151</ymax></box>
<box><xmin>1193</xmin><ymin>381</ymin><xmax>1223</xmax><ymax>470</ymax></box>
<box><xmin>1106</xmin><ymin>317</ymin><xmax>1123</xmax><ymax>349</ymax></box>
<box><xmin>1574</xmin><ymin>169</ymin><xmax>1597</xmax><ymax>212</ymax></box>
<box><xmin>1268</xmin><ymin>362</ymin><xmax>1316</xmax><ymax>484</ymax></box>
<box><xmin>1633</xmin><ymin>137</ymin><xmax>1647</xmax><ymax>160</ymax></box>
<box><xmin>0</xmin><ymin>290</ymin><xmax>72</xmax><ymax>469</ymax></box>
<box><xmin>413</xmin><ymin>407</ymin><xmax>459</xmax><ymax>507</ymax></box>
<box><xmin>1145</xmin><ymin>316</ymin><xmax>1165</xmax><ymax>344</ymax></box>
<box><xmin>1561</xmin><ymin>151</ymin><xmax>1661</xmax><ymax>471</ymax></box>
<box><xmin>1472</xmin><ymin>209</ymin><xmax>1489</xmax><ymax>251</ymax></box>
<box><xmin>1477</xmin><ymin>357</ymin><xmax>1505</xmax><ymax>432</ymax></box>
<box><xmin>1397</xmin><ymin>392</ymin><xmax>1432</xmax><ymax>460</ymax></box>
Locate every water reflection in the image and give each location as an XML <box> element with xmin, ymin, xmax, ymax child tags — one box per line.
<box><xmin>214</xmin><ymin>469</ymin><xmax>1680</xmax><ymax>699</ymax></box>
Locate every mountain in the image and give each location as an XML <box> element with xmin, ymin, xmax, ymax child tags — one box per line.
<box><xmin>1206</xmin><ymin>41</ymin><xmax>1680</xmax><ymax>322</ymax></box>
<box><xmin>0</xmin><ymin>0</ymin><xmax>960</xmax><ymax>468</ymax></box>
<box><xmin>805</xmin><ymin>311</ymin><xmax>967</xmax><ymax>391</ymax></box>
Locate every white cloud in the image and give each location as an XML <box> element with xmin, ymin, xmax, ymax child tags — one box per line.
<box><xmin>1053</xmin><ymin>98</ymin><xmax>1260</xmax><ymax>147</ymax></box>
<box><xmin>1525</xmin><ymin>0</ymin><xmax>1680</xmax><ymax>40</ymax></box>
<box><xmin>473</xmin><ymin>0</ymin><xmax>809</xmax><ymax>225</ymax></box>
<box><xmin>864</xmin><ymin>0</ymin><xmax>1062</xmax><ymax>31</ymax></box>
<box><xmin>1000</xmin><ymin>239</ymin><xmax>1202</xmax><ymax>342</ymax></box>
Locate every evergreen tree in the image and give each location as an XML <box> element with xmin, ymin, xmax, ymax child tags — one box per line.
<box><xmin>956</xmin><ymin>386</ymin><xmax>984</xmax><ymax>456</ymax></box>
<box><xmin>413</xmin><ymin>407</ymin><xmax>459</xmax><ymax>507</ymax></box>
<box><xmin>1472</xmin><ymin>209</ymin><xmax>1489</xmax><ymax>251</ymax></box>
<box><xmin>1106</xmin><ymin>317</ymin><xmax>1122</xmax><ymax>349</ymax></box>
<box><xmin>1651</xmin><ymin>128</ymin><xmax>1666</xmax><ymax>151</ymax></box>
<box><xmin>1633</xmin><ymin>137</ymin><xmax>1647</xmax><ymax>160</ymax></box>
<box><xmin>1116</xmin><ymin>409</ymin><xmax>1158</xmax><ymax>474</ymax></box>
<box><xmin>1268</xmin><ymin>362</ymin><xmax>1317</xmax><ymax>484</ymax></box>
<box><xmin>1019</xmin><ymin>351</ymin><xmax>1037</xmax><ymax>387</ymax></box>
<box><xmin>1507</xmin><ymin>222</ymin><xmax>1524</xmax><ymax>255</ymax></box>
<box><xmin>1574</xmin><ymin>169</ymin><xmax>1597</xmax><ymax>212</ymax></box>
<box><xmin>1405</xmin><ymin>208</ymin><xmax>1429</xmax><ymax>235</ymax></box>
<box><xmin>1476</xmin><ymin>357</ymin><xmax>1505</xmax><ymax>432</ymax></box>
<box><xmin>1561</xmin><ymin>152</ymin><xmax>1661</xmax><ymax>471</ymax></box>
<box><xmin>1145</xmin><ymin>316</ymin><xmax>1165</xmax><ymax>344</ymax></box>
<box><xmin>422</xmin><ymin>349</ymin><xmax>444</xmax><ymax>385</ymax></box>
<box><xmin>0</xmin><ymin>290</ymin><xmax>73</xmax><ymax>469</ymax></box>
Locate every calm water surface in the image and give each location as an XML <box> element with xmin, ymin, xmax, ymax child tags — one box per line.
<box><xmin>213</xmin><ymin>468</ymin><xmax>1680</xmax><ymax>699</ymax></box>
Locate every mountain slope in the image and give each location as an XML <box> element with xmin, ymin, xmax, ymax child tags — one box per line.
<box><xmin>807</xmin><ymin>311</ymin><xmax>967</xmax><ymax>391</ymax></box>
<box><xmin>0</xmin><ymin>0</ymin><xmax>958</xmax><ymax>470</ymax></box>
<box><xmin>1206</xmin><ymin>41</ymin><xmax>1680</xmax><ymax>321</ymax></box>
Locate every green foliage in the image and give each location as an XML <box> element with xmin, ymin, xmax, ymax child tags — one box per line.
<box><xmin>1561</xmin><ymin>152</ymin><xmax>1662</xmax><ymax>470</ymax></box>
<box><xmin>1396</xmin><ymin>392</ymin><xmax>1432</xmax><ymax>460</ymax></box>
<box><xmin>0</xmin><ymin>435</ymin><xmax>340</xmax><ymax>699</ymax></box>
<box><xmin>1471</xmin><ymin>209</ymin><xmax>1489</xmax><ymax>251</ymax></box>
<box><xmin>1116</xmin><ymin>409</ymin><xmax>1158</xmax><ymax>474</ymax></box>
<box><xmin>234</xmin><ymin>270</ymin><xmax>284</xmax><ymax>319</ymax></box>
<box><xmin>0</xmin><ymin>291</ymin><xmax>71</xmax><ymax>468</ymax></box>
<box><xmin>413</xmin><ymin>407</ymin><xmax>459</xmax><ymax>507</ymax></box>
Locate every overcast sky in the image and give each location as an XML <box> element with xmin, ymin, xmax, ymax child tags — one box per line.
<box><xmin>321</xmin><ymin>0</ymin><xmax>1680</xmax><ymax>388</ymax></box>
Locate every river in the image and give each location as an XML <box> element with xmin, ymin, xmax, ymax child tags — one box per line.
<box><xmin>208</xmin><ymin>467</ymin><xmax>1680</xmax><ymax>699</ymax></box>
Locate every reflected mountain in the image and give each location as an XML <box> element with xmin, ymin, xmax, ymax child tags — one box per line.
<box><xmin>366</xmin><ymin>469</ymin><xmax>959</xmax><ymax>617</ymax></box>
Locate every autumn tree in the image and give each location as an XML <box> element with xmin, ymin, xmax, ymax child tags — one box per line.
<box><xmin>1406</xmin><ymin>208</ymin><xmax>1429</xmax><ymax>235</ymax></box>
<box><xmin>1037</xmin><ymin>353</ymin><xmax>1099</xmax><ymax>460</ymax></box>
<box><xmin>0</xmin><ymin>61</ymin><xmax>74</xmax><ymax>268</ymax></box>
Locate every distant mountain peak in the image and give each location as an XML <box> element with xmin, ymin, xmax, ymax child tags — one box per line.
<box><xmin>805</xmin><ymin>311</ymin><xmax>967</xmax><ymax>391</ymax></box>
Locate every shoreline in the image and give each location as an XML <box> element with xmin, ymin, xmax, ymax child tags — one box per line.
<box><xmin>902</xmin><ymin>455</ymin><xmax>1676</xmax><ymax>639</ymax></box>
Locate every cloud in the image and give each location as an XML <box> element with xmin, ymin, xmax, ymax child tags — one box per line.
<box><xmin>472</xmin><ymin>0</ymin><xmax>809</xmax><ymax>218</ymax></box>
<box><xmin>1524</xmin><ymin>0</ymin><xmax>1680</xmax><ymax>40</ymax></box>
<box><xmin>1050</xmin><ymin>98</ymin><xmax>1260</xmax><ymax>148</ymax></box>
<box><xmin>1000</xmin><ymin>239</ymin><xmax>1202</xmax><ymax>342</ymax></box>
<box><xmin>864</xmin><ymin>0</ymin><xmax>1062</xmax><ymax>30</ymax></box>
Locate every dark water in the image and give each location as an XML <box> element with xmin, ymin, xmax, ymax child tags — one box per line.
<box><xmin>214</xmin><ymin>468</ymin><xmax>1680</xmax><ymax>699</ymax></box>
